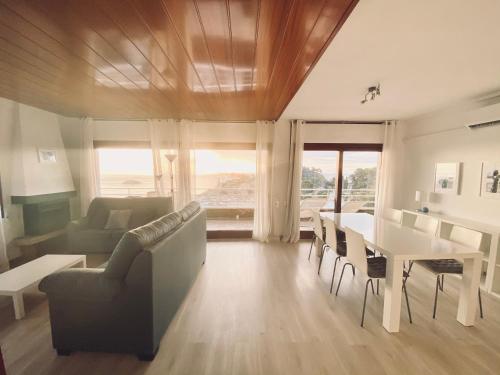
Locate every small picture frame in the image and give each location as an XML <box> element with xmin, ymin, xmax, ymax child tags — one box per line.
<box><xmin>38</xmin><ymin>149</ymin><xmax>57</xmax><ymax>163</ymax></box>
<box><xmin>480</xmin><ymin>162</ymin><xmax>500</xmax><ymax>199</ymax></box>
<box><xmin>434</xmin><ymin>162</ymin><xmax>460</xmax><ymax>194</ymax></box>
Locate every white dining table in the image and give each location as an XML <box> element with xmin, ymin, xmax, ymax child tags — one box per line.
<box><xmin>320</xmin><ymin>212</ymin><xmax>482</xmax><ymax>333</ymax></box>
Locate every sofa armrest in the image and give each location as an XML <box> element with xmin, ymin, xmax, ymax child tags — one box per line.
<box><xmin>39</xmin><ymin>269</ymin><xmax>121</xmax><ymax>302</ymax></box>
<box><xmin>67</xmin><ymin>217</ymin><xmax>89</xmax><ymax>231</ymax></box>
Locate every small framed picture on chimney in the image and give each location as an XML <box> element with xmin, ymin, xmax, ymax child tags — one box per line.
<box><xmin>38</xmin><ymin>149</ymin><xmax>57</xmax><ymax>163</ymax></box>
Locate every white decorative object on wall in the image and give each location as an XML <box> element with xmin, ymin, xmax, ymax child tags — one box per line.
<box><xmin>434</xmin><ymin>162</ymin><xmax>460</xmax><ymax>194</ymax></box>
<box><xmin>38</xmin><ymin>149</ymin><xmax>57</xmax><ymax>163</ymax></box>
<box><xmin>480</xmin><ymin>162</ymin><xmax>500</xmax><ymax>199</ymax></box>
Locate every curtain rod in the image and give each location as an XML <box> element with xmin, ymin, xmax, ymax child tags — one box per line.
<box><xmin>91</xmin><ymin>118</ymin><xmax>257</xmax><ymax>124</ymax></box>
<box><xmin>304</xmin><ymin>120</ymin><xmax>386</xmax><ymax>125</ymax></box>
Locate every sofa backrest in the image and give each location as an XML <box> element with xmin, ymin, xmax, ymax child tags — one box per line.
<box><xmin>103</xmin><ymin>211</ymin><xmax>182</xmax><ymax>279</ymax></box>
<box><xmin>86</xmin><ymin>197</ymin><xmax>173</xmax><ymax>229</ymax></box>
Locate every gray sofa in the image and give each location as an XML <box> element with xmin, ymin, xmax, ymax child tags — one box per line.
<box><xmin>68</xmin><ymin>197</ymin><xmax>173</xmax><ymax>254</ymax></box>
<box><xmin>39</xmin><ymin>201</ymin><xmax>206</xmax><ymax>360</ymax></box>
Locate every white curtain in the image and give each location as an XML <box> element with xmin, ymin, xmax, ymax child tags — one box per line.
<box><xmin>253</xmin><ymin>121</ymin><xmax>274</xmax><ymax>242</ymax></box>
<box><xmin>149</xmin><ymin>119</ymin><xmax>164</xmax><ymax>196</ymax></box>
<box><xmin>80</xmin><ymin>117</ymin><xmax>98</xmax><ymax>216</ymax></box>
<box><xmin>281</xmin><ymin>120</ymin><xmax>304</xmax><ymax>243</ymax></box>
<box><xmin>375</xmin><ymin>120</ymin><xmax>398</xmax><ymax>217</ymax></box>
<box><xmin>0</xmin><ymin>217</ymin><xmax>8</xmax><ymax>272</ymax></box>
<box><xmin>176</xmin><ymin>120</ymin><xmax>195</xmax><ymax>209</ymax></box>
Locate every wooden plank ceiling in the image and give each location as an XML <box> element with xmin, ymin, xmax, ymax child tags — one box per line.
<box><xmin>0</xmin><ymin>0</ymin><xmax>357</xmax><ymax>121</ymax></box>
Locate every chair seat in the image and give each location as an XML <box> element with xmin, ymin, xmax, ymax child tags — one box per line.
<box><xmin>418</xmin><ymin>259</ymin><xmax>463</xmax><ymax>274</ymax></box>
<box><xmin>334</xmin><ymin>242</ymin><xmax>374</xmax><ymax>258</ymax></box>
<box><xmin>367</xmin><ymin>257</ymin><xmax>410</xmax><ymax>279</ymax></box>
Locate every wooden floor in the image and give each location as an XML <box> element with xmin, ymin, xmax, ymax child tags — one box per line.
<box><xmin>1</xmin><ymin>240</ymin><xmax>500</xmax><ymax>375</ymax></box>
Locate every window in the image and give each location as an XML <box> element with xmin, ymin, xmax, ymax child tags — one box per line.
<box><xmin>301</xmin><ymin>144</ymin><xmax>382</xmax><ymax>230</ymax></box>
<box><xmin>193</xmin><ymin>147</ymin><xmax>256</xmax><ymax>231</ymax></box>
<box><xmin>96</xmin><ymin>148</ymin><xmax>155</xmax><ymax>197</ymax></box>
<box><xmin>341</xmin><ymin>151</ymin><xmax>380</xmax><ymax>214</ymax></box>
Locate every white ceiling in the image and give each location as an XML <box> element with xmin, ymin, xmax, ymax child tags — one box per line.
<box><xmin>281</xmin><ymin>0</ymin><xmax>500</xmax><ymax>121</ymax></box>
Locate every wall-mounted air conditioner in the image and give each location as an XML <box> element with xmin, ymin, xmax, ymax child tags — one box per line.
<box><xmin>464</xmin><ymin>102</ymin><xmax>500</xmax><ymax>130</ymax></box>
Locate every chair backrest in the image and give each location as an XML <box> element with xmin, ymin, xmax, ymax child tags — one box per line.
<box><xmin>312</xmin><ymin>211</ymin><xmax>323</xmax><ymax>239</ymax></box>
<box><xmin>384</xmin><ymin>208</ymin><xmax>402</xmax><ymax>224</ymax></box>
<box><xmin>345</xmin><ymin>227</ymin><xmax>368</xmax><ymax>275</ymax></box>
<box><xmin>324</xmin><ymin>218</ymin><xmax>337</xmax><ymax>251</ymax></box>
<box><xmin>450</xmin><ymin>225</ymin><xmax>483</xmax><ymax>250</ymax></box>
<box><xmin>413</xmin><ymin>215</ymin><xmax>439</xmax><ymax>235</ymax></box>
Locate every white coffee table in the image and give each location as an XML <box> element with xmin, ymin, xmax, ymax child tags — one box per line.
<box><xmin>0</xmin><ymin>254</ymin><xmax>86</xmax><ymax>319</ymax></box>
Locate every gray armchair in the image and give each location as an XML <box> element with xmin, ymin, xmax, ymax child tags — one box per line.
<box><xmin>40</xmin><ymin>202</ymin><xmax>207</xmax><ymax>360</ymax></box>
<box><xmin>68</xmin><ymin>197</ymin><xmax>173</xmax><ymax>254</ymax></box>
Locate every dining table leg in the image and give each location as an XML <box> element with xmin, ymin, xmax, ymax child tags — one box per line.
<box><xmin>382</xmin><ymin>257</ymin><xmax>404</xmax><ymax>333</ymax></box>
<box><xmin>457</xmin><ymin>254</ymin><xmax>482</xmax><ymax>326</ymax></box>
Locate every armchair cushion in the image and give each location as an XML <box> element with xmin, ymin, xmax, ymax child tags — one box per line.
<box><xmin>39</xmin><ymin>269</ymin><xmax>121</xmax><ymax>302</ymax></box>
<box><xmin>179</xmin><ymin>201</ymin><xmax>201</xmax><ymax>221</ymax></box>
<box><xmin>103</xmin><ymin>212</ymin><xmax>182</xmax><ymax>280</ymax></box>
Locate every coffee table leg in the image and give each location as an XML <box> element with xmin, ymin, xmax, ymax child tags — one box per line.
<box><xmin>12</xmin><ymin>293</ymin><xmax>25</xmax><ymax>320</ymax></box>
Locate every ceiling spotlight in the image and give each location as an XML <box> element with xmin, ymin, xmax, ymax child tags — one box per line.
<box><xmin>361</xmin><ymin>84</ymin><xmax>381</xmax><ymax>104</ymax></box>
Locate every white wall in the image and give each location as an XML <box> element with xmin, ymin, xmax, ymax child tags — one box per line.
<box><xmin>397</xmin><ymin>96</ymin><xmax>500</xmax><ymax>225</ymax></box>
<box><xmin>11</xmin><ymin>104</ymin><xmax>74</xmax><ymax>196</ymax></box>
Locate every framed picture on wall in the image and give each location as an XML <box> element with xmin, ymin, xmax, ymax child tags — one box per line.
<box><xmin>480</xmin><ymin>162</ymin><xmax>500</xmax><ymax>199</ymax></box>
<box><xmin>38</xmin><ymin>149</ymin><xmax>57</xmax><ymax>163</ymax></box>
<box><xmin>434</xmin><ymin>162</ymin><xmax>460</xmax><ymax>194</ymax></box>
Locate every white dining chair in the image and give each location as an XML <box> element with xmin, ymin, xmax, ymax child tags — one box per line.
<box><xmin>418</xmin><ymin>225</ymin><xmax>484</xmax><ymax>319</ymax></box>
<box><xmin>308</xmin><ymin>211</ymin><xmax>325</xmax><ymax>262</ymax></box>
<box><xmin>413</xmin><ymin>215</ymin><xmax>439</xmax><ymax>235</ymax></box>
<box><xmin>320</xmin><ymin>218</ymin><xmax>352</xmax><ymax>292</ymax></box>
<box><xmin>336</xmin><ymin>227</ymin><xmax>413</xmax><ymax>327</ymax></box>
<box><xmin>384</xmin><ymin>208</ymin><xmax>402</xmax><ymax>224</ymax></box>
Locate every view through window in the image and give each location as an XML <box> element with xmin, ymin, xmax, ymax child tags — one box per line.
<box><xmin>97</xmin><ymin>148</ymin><xmax>155</xmax><ymax>197</ymax></box>
<box><xmin>194</xmin><ymin>149</ymin><xmax>256</xmax><ymax>231</ymax></box>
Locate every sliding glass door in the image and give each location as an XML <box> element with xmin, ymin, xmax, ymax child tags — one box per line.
<box><xmin>301</xmin><ymin>144</ymin><xmax>382</xmax><ymax>231</ymax></box>
<box><xmin>341</xmin><ymin>151</ymin><xmax>380</xmax><ymax>214</ymax></box>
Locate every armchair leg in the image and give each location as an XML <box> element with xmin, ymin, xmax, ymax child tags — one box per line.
<box><xmin>308</xmin><ymin>234</ymin><xmax>316</xmax><ymax>261</ymax></box>
<box><xmin>56</xmin><ymin>349</ymin><xmax>72</xmax><ymax>356</ymax></box>
<box><xmin>318</xmin><ymin>245</ymin><xmax>326</xmax><ymax>274</ymax></box>
<box><xmin>361</xmin><ymin>279</ymin><xmax>372</xmax><ymax>327</ymax></box>
<box><xmin>330</xmin><ymin>256</ymin><xmax>340</xmax><ymax>293</ymax></box>
<box><xmin>433</xmin><ymin>275</ymin><xmax>440</xmax><ymax>319</ymax></box>
<box><xmin>335</xmin><ymin>263</ymin><xmax>349</xmax><ymax>296</ymax></box>
<box><xmin>403</xmin><ymin>280</ymin><xmax>413</xmax><ymax>324</ymax></box>
<box><xmin>478</xmin><ymin>289</ymin><xmax>484</xmax><ymax>319</ymax></box>
<box><xmin>137</xmin><ymin>351</ymin><xmax>157</xmax><ymax>361</ymax></box>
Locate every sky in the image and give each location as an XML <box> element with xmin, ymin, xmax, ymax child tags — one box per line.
<box><xmin>98</xmin><ymin>148</ymin><xmax>379</xmax><ymax>177</ymax></box>
<box><xmin>98</xmin><ymin>148</ymin><xmax>256</xmax><ymax>175</ymax></box>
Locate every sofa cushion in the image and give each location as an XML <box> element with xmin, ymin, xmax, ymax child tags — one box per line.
<box><xmin>86</xmin><ymin>197</ymin><xmax>174</xmax><ymax>230</ymax></box>
<box><xmin>103</xmin><ymin>212</ymin><xmax>182</xmax><ymax>279</ymax></box>
<box><xmin>132</xmin><ymin>212</ymin><xmax>183</xmax><ymax>248</ymax></box>
<box><xmin>104</xmin><ymin>209</ymin><xmax>132</xmax><ymax>230</ymax></box>
<box><xmin>179</xmin><ymin>201</ymin><xmax>201</xmax><ymax>221</ymax></box>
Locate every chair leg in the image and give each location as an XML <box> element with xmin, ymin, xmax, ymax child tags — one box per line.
<box><xmin>317</xmin><ymin>245</ymin><xmax>326</xmax><ymax>274</ymax></box>
<box><xmin>478</xmin><ymin>289</ymin><xmax>484</xmax><ymax>319</ymax></box>
<box><xmin>330</xmin><ymin>256</ymin><xmax>340</xmax><ymax>293</ymax></box>
<box><xmin>403</xmin><ymin>279</ymin><xmax>413</xmax><ymax>324</ymax></box>
<box><xmin>351</xmin><ymin>263</ymin><xmax>356</xmax><ymax>276</ymax></box>
<box><xmin>440</xmin><ymin>274</ymin><xmax>445</xmax><ymax>291</ymax></box>
<box><xmin>376</xmin><ymin>279</ymin><xmax>379</xmax><ymax>295</ymax></box>
<box><xmin>370</xmin><ymin>279</ymin><xmax>375</xmax><ymax>295</ymax></box>
<box><xmin>361</xmin><ymin>279</ymin><xmax>372</xmax><ymax>327</ymax></box>
<box><xmin>335</xmin><ymin>263</ymin><xmax>349</xmax><ymax>296</ymax></box>
<box><xmin>308</xmin><ymin>234</ymin><xmax>316</xmax><ymax>260</ymax></box>
<box><xmin>433</xmin><ymin>275</ymin><xmax>440</xmax><ymax>319</ymax></box>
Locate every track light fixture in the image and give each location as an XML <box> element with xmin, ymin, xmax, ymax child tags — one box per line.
<box><xmin>361</xmin><ymin>84</ymin><xmax>380</xmax><ymax>104</ymax></box>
